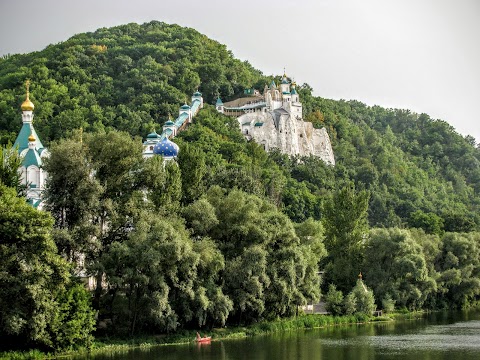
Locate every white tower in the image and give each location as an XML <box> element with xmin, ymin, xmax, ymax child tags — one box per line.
<box><xmin>216</xmin><ymin>97</ymin><xmax>224</xmax><ymax>114</ymax></box>
<box><xmin>280</xmin><ymin>71</ymin><xmax>290</xmax><ymax>94</ymax></box>
<box><xmin>191</xmin><ymin>90</ymin><xmax>204</xmax><ymax>109</ymax></box>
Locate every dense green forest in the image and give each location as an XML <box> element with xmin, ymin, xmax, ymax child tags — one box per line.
<box><xmin>1</xmin><ymin>21</ymin><xmax>480</xmax><ymax>353</ymax></box>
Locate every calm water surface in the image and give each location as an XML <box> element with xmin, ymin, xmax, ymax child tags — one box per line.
<box><xmin>85</xmin><ymin>310</ymin><xmax>480</xmax><ymax>360</ymax></box>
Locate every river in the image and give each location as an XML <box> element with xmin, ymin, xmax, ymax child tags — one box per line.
<box><xmin>86</xmin><ymin>310</ymin><xmax>480</xmax><ymax>360</ymax></box>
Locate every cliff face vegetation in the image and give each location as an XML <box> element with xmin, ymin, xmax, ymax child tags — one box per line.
<box><xmin>1</xmin><ymin>21</ymin><xmax>480</xmax><ymax>352</ymax></box>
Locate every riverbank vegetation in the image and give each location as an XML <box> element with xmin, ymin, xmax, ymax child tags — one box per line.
<box><xmin>0</xmin><ymin>312</ymin><xmax>396</xmax><ymax>360</ymax></box>
<box><xmin>1</xmin><ymin>21</ymin><xmax>480</xmax><ymax>356</ymax></box>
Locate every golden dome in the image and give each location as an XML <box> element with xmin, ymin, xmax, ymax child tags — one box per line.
<box><xmin>21</xmin><ymin>98</ymin><xmax>34</xmax><ymax>111</ymax></box>
<box><xmin>28</xmin><ymin>133</ymin><xmax>36</xmax><ymax>142</ymax></box>
<box><xmin>21</xmin><ymin>80</ymin><xmax>34</xmax><ymax>111</ymax></box>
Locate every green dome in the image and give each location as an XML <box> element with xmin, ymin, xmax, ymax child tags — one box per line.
<box><xmin>147</xmin><ymin>131</ymin><xmax>160</xmax><ymax>139</ymax></box>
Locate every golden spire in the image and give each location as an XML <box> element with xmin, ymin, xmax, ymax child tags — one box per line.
<box><xmin>28</xmin><ymin>132</ymin><xmax>36</xmax><ymax>142</ymax></box>
<box><xmin>21</xmin><ymin>79</ymin><xmax>35</xmax><ymax>111</ymax></box>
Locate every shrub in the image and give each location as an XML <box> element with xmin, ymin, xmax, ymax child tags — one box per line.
<box><xmin>382</xmin><ymin>295</ymin><xmax>396</xmax><ymax>313</ymax></box>
<box><xmin>343</xmin><ymin>293</ymin><xmax>357</xmax><ymax>315</ymax></box>
<box><xmin>325</xmin><ymin>285</ymin><xmax>344</xmax><ymax>315</ymax></box>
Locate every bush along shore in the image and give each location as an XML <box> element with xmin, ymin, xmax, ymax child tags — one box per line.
<box><xmin>0</xmin><ymin>312</ymin><xmax>427</xmax><ymax>360</ymax></box>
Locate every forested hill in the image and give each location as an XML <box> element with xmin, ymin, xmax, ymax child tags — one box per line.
<box><xmin>0</xmin><ymin>21</ymin><xmax>267</xmax><ymax>142</ymax></box>
<box><xmin>1</xmin><ymin>20</ymin><xmax>479</xmax><ymax>230</ymax></box>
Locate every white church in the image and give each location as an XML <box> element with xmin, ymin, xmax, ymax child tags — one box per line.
<box><xmin>13</xmin><ymin>81</ymin><xmax>49</xmax><ymax>208</ymax></box>
<box><xmin>216</xmin><ymin>73</ymin><xmax>335</xmax><ymax>165</ymax></box>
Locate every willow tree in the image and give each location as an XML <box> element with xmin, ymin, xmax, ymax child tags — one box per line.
<box><xmin>0</xmin><ymin>144</ymin><xmax>25</xmax><ymax>196</ymax></box>
<box><xmin>322</xmin><ymin>183</ymin><xmax>370</xmax><ymax>293</ymax></box>
<box><xmin>0</xmin><ymin>184</ymin><xmax>95</xmax><ymax>351</ymax></box>
<box><xmin>44</xmin><ymin>130</ymin><xmax>145</xmax><ymax>309</ymax></box>
<box><xmin>363</xmin><ymin>228</ymin><xmax>437</xmax><ymax>310</ymax></box>
<box><xmin>43</xmin><ymin>135</ymin><xmax>102</xmax><ymax>262</ymax></box>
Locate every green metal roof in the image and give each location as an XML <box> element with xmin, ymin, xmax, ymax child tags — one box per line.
<box><xmin>216</xmin><ymin>97</ymin><xmax>223</xmax><ymax>106</ymax></box>
<box><xmin>291</xmin><ymin>88</ymin><xmax>298</xmax><ymax>95</ymax></box>
<box><xmin>27</xmin><ymin>198</ymin><xmax>42</xmax><ymax>208</ymax></box>
<box><xmin>254</xmin><ymin>122</ymin><xmax>264</xmax><ymax>127</ymax></box>
<box><xmin>191</xmin><ymin>100</ymin><xmax>201</xmax><ymax>113</ymax></box>
<box><xmin>147</xmin><ymin>131</ymin><xmax>160</xmax><ymax>139</ymax></box>
<box><xmin>180</xmin><ymin>104</ymin><xmax>191</xmax><ymax>110</ymax></box>
<box><xmin>193</xmin><ymin>91</ymin><xmax>202</xmax><ymax>97</ymax></box>
<box><xmin>282</xmin><ymin>91</ymin><xmax>291</xmax><ymax>95</ymax></box>
<box><xmin>23</xmin><ymin>148</ymin><xmax>42</xmax><ymax>167</ymax></box>
<box><xmin>174</xmin><ymin>112</ymin><xmax>189</xmax><ymax>128</ymax></box>
<box><xmin>270</xmin><ymin>80</ymin><xmax>276</xmax><ymax>87</ymax></box>
<box><xmin>159</xmin><ymin>128</ymin><xmax>174</xmax><ymax>140</ymax></box>
<box><xmin>13</xmin><ymin>123</ymin><xmax>45</xmax><ymax>154</ymax></box>
<box><xmin>164</xmin><ymin>121</ymin><xmax>174</xmax><ymax>126</ymax></box>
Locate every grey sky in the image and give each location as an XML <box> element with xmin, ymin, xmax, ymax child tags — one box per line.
<box><xmin>1</xmin><ymin>0</ymin><xmax>479</xmax><ymax>142</ymax></box>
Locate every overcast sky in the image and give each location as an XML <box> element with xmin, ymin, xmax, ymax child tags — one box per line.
<box><xmin>1</xmin><ymin>0</ymin><xmax>479</xmax><ymax>142</ymax></box>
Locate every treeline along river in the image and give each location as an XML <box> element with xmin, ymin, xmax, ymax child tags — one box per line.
<box><xmin>77</xmin><ymin>309</ymin><xmax>480</xmax><ymax>360</ymax></box>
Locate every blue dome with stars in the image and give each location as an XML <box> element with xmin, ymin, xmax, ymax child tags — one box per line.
<box><xmin>153</xmin><ymin>138</ymin><xmax>179</xmax><ymax>157</ymax></box>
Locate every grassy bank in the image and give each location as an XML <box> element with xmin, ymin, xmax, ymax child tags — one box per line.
<box><xmin>0</xmin><ymin>312</ymin><xmax>415</xmax><ymax>360</ymax></box>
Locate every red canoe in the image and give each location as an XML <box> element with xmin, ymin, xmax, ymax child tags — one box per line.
<box><xmin>195</xmin><ymin>333</ymin><xmax>211</xmax><ymax>343</ymax></box>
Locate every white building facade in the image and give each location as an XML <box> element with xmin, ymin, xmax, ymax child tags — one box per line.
<box><xmin>216</xmin><ymin>74</ymin><xmax>335</xmax><ymax>165</ymax></box>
